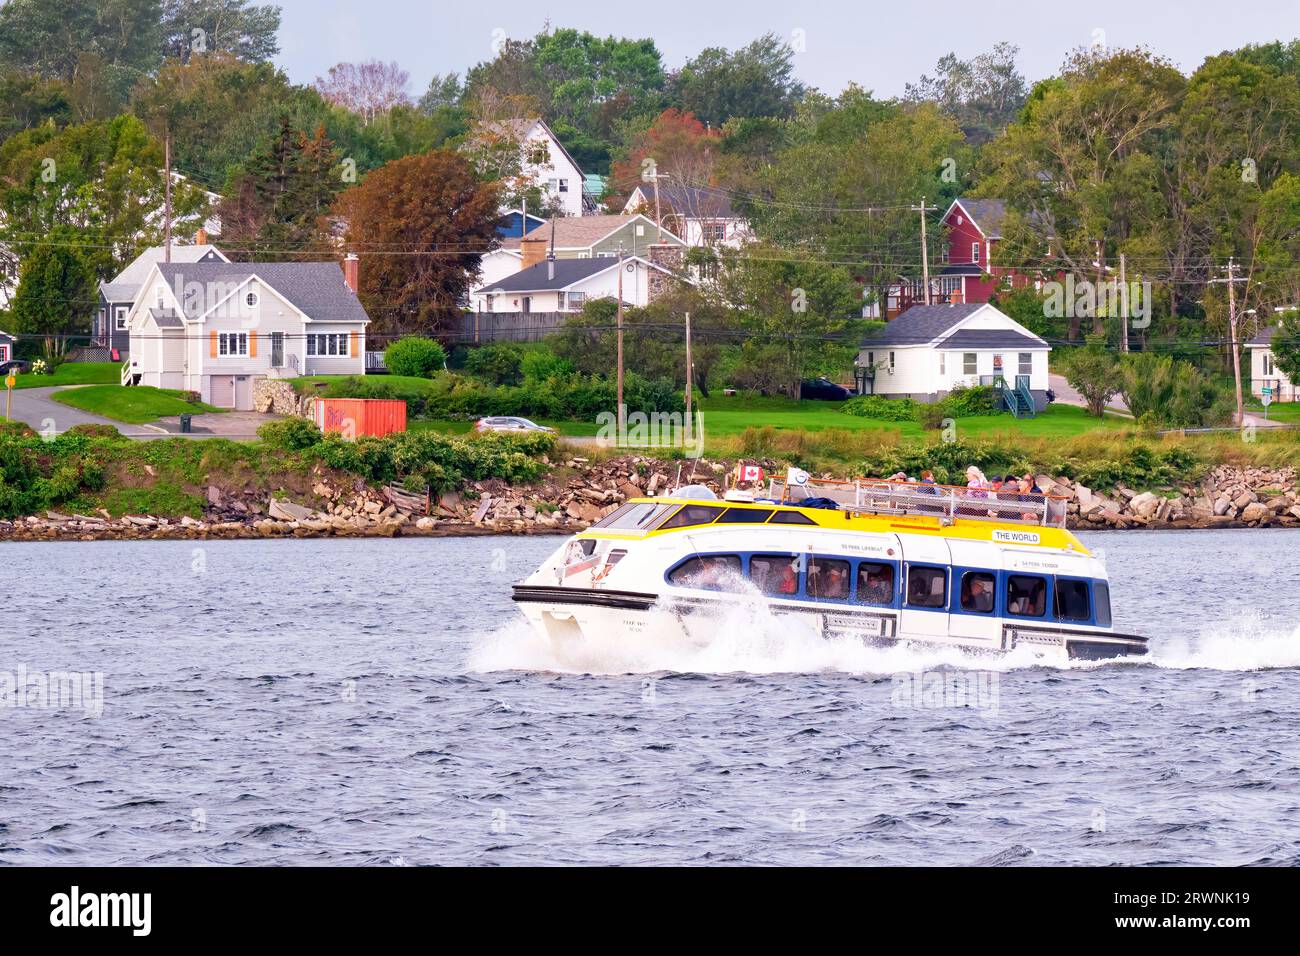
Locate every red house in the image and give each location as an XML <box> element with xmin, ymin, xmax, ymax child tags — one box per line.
<box><xmin>886</xmin><ymin>198</ymin><xmax>1034</xmax><ymax>317</ymax></box>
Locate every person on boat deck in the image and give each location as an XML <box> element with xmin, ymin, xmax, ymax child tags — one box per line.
<box><xmin>959</xmin><ymin>466</ymin><xmax>989</xmax><ymax>516</ymax></box>
<box><xmin>777</xmin><ymin>562</ymin><xmax>798</xmax><ymax>594</ymax></box>
<box><xmin>1017</xmin><ymin>474</ymin><xmax>1043</xmax><ymax>520</ymax></box>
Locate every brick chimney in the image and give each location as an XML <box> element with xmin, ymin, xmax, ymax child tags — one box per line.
<box><xmin>520</xmin><ymin>235</ymin><xmax>548</xmax><ymax>271</ymax></box>
<box><xmin>195</xmin><ymin>227</ymin><xmax>208</xmax><ymax>245</ymax></box>
<box><xmin>343</xmin><ymin>253</ymin><xmax>359</xmax><ymax>293</ymax></box>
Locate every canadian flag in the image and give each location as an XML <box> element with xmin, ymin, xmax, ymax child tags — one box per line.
<box><xmin>737</xmin><ymin>463</ymin><xmax>765</xmax><ymax>483</ymax></box>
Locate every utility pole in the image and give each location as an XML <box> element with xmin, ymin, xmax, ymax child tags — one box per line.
<box><xmin>163</xmin><ymin>128</ymin><xmax>172</xmax><ymax>262</ymax></box>
<box><xmin>684</xmin><ymin>310</ymin><xmax>693</xmax><ymax>445</ymax></box>
<box><xmin>1119</xmin><ymin>252</ymin><xmax>1128</xmax><ymax>352</ymax></box>
<box><xmin>1227</xmin><ymin>257</ymin><xmax>1244</xmax><ymax>426</ymax></box>
<box><xmin>1093</xmin><ymin>238</ymin><xmax>1105</xmax><ymax>335</ymax></box>
<box><xmin>1210</xmin><ymin>258</ymin><xmax>1248</xmax><ymax>426</ymax></box>
<box><xmin>616</xmin><ymin>245</ymin><xmax>626</xmax><ymax>435</ymax></box>
<box><xmin>910</xmin><ymin>198</ymin><xmax>937</xmax><ymax>305</ymax></box>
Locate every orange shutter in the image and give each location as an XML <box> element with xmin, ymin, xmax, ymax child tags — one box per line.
<box><xmin>249</xmin><ymin>331</ymin><xmax>258</xmax><ymax>357</ymax></box>
<box><xmin>209</xmin><ymin>330</ymin><xmax>217</xmax><ymax>357</ymax></box>
<box><xmin>350</xmin><ymin>331</ymin><xmax>358</xmax><ymax>358</ymax></box>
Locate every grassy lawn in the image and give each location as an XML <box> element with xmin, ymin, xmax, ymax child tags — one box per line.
<box><xmin>11</xmin><ymin>362</ymin><xmax>121</xmax><ymax>390</ymax></box>
<box><xmin>1246</xmin><ymin>400</ymin><xmax>1300</xmax><ymax>424</ymax></box>
<box><xmin>51</xmin><ymin>385</ymin><xmax>222</xmax><ymax>424</ymax></box>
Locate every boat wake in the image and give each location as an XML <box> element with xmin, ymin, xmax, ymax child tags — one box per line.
<box><xmin>470</xmin><ymin>598</ymin><xmax>1300</xmax><ymax>676</ymax></box>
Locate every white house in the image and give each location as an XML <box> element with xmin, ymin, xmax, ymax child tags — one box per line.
<box><xmin>125</xmin><ymin>257</ymin><xmax>369</xmax><ymax>410</ymax></box>
<box><xmin>0</xmin><ymin>328</ymin><xmax>15</xmax><ymax>366</ymax></box>
<box><xmin>481</xmin><ymin>118</ymin><xmax>588</xmax><ymax>218</ymax></box>
<box><xmin>470</xmin><ymin>255</ymin><xmax>681</xmax><ymax>314</ymax></box>
<box><xmin>1247</xmin><ymin>324</ymin><xmax>1296</xmax><ymax>402</ymax></box>
<box><xmin>622</xmin><ymin>183</ymin><xmax>751</xmax><ymax>249</ymax></box>
<box><xmin>856</xmin><ymin>303</ymin><xmax>1052</xmax><ymax>410</ymax></box>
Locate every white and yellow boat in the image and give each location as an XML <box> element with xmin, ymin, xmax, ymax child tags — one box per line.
<box><xmin>513</xmin><ymin>473</ymin><xmax>1147</xmax><ymax>662</ymax></box>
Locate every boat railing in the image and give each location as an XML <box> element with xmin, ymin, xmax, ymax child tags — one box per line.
<box><xmin>766</xmin><ymin>477</ymin><xmax>1068</xmax><ymax>529</ymax></box>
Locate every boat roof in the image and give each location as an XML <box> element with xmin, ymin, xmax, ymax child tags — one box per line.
<box><xmin>584</xmin><ymin>492</ymin><xmax>1088</xmax><ymax>556</ymax></box>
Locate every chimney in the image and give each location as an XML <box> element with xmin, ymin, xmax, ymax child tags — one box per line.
<box><xmin>195</xmin><ymin>227</ymin><xmax>208</xmax><ymax>246</ymax></box>
<box><xmin>520</xmin><ymin>235</ymin><xmax>548</xmax><ymax>271</ymax></box>
<box><xmin>544</xmin><ymin>216</ymin><xmax>557</xmax><ymax>281</ymax></box>
<box><xmin>343</xmin><ymin>253</ymin><xmax>359</xmax><ymax>293</ymax></box>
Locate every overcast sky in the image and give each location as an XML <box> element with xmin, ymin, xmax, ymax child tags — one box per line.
<box><xmin>275</xmin><ymin>0</ymin><xmax>1300</xmax><ymax>99</ymax></box>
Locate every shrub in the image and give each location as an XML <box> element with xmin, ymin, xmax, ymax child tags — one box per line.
<box><xmin>1119</xmin><ymin>353</ymin><xmax>1233</xmax><ymax>428</ymax></box>
<box><xmin>257</xmin><ymin>417</ymin><xmax>323</xmax><ymax>450</ymax></box>
<box><xmin>383</xmin><ymin>336</ymin><xmax>447</xmax><ymax>378</ymax></box>
<box><xmin>937</xmin><ymin>384</ymin><xmax>999</xmax><ymax>417</ymax></box>
<box><xmin>463</xmin><ymin>344</ymin><xmax>524</xmax><ymax>385</ymax></box>
<box><xmin>841</xmin><ymin>395</ymin><xmax>918</xmax><ymax>421</ymax></box>
<box><xmin>521</xmin><ymin>349</ymin><xmax>575</xmax><ymax>383</ymax></box>
<box><xmin>916</xmin><ymin>404</ymin><xmax>949</xmax><ymax>431</ymax></box>
<box><xmin>66</xmin><ymin>423</ymin><xmax>122</xmax><ymax>439</ymax></box>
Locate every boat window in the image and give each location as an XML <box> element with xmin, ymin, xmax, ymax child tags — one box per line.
<box><xmin>590</xmin><ymin>502</ymin><xmax>672</xmax><ymax>530</ymax></box>
<box><xmin>1054</xmin><ymin>578</ymin><xmax>1091</xmax><ymax>622</ymax></box>
<box><xmin>768</xmin><ymin>510</ymin><xmax>817</xmax><ymax>525</ymax></box>
<box><xmin>660</xmin><ymin>504</ymin><xmax>725</xmax><ymax>529</ymax></box>
<box><xmin>667</xmin><ymin>555</ymin><xmax>743</xmax><ymax>590</ymax></box>
<box><xmin>716</xmin><ymin>507</ymin><xmax>774</xmax><ymax>523</ymax></box>
<box><xmin>906</xmin><ymin>565</ymin><xmax>947</xmax><ymax>608</ymax></box>
<box><xmin>1093</xmin><ymin>581</ymin><xmax>1112</xmax><ymax>627</ymax></box>
<box><xmin>1007</xmin><ymin>574</ymin><xmax>1047</xmax><ymax>617</ymax></box>
<box><xmin>855</xmin><ymin>562</ymin><xmax>894</xmax><ymax>605</ymax></box>
<box><xmin>959</xmin><ymin>571</ymin><xmax>997</xmax><ymax>614</ymax></box>
<box><xmin>807</xmin><ymin>558</ymin><xmax>850</xmax><ymax>600</ymax></box>
<box><xmin>750</xmin><ymin>554</ymin><xmax>801</xmax><ymax>596</ymax></box>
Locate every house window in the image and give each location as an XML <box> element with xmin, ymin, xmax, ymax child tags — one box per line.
<box><xmin>115</xmin><ymin>306</ymin><xmax>129</xmax><ymax>330</ymax></box>
<box><xmin>558</xmin><ymin>178</ymin><xmax>569</xmax><ymax>193</ymax></box>
<box><xmin>939</xmin><ymin>352</ymin><xmax>946</xmax><ymax>375</ymax></box>
<box><xmin>1263</xmin><ymin>352</ymin><xmax>1274</xmax><ymax>375</ymax></box>
<box><xmin>547</xmin><ymin>178</ymin><xmax>559</xmax><ymax>193</ymax></box>
<box><xmin>701</xmin><ymin>222</ymin><xmax>727</xmax><ymax>243</ymax></box>
<box><xmin>218</xmin><ymin>332</ymin><xmax>248</xmax><ymax>356</ymax></box>
<box><xmin>565</xmin><ymin>292</ymin><xmax>586</xmax><ymax>311</ymax></box>
<box><xmin>306</xmin><ymin>333</ymin><xmax>350</xmax><ymax>356</ymax></box>
<box><xmin>889</xmin><ymin>352</ymin><xmax>895</xmax><ymax>372</ymax></box>
<box><xmin>867</xmin><ymin>352</ymin><xmax>874</xmax><ymax>368</ymax></box>
<box><xmin>971</xmin><ymin>242</ymin><xmax>981</xmax><ymax>265</ymax></box>
<box><xmin>1019</xmin><ymin>352</ymin><xmax>1032</xmax><ymax>376</ymax></box>
<box><xmin>963</xmin><ymin>353</ymin><xmax>977</xmax><ymax>375</ymax></box>
<box><xmin>246</xmin><ymin>291</ymin><xmax>258</xmax><ymax>307</ymax></box>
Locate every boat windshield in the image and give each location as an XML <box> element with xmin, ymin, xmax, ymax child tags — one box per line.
<box><xmin>590</xmin><ymin>502</ymin><xmax>675</xmax><ymax>531</ymax></box>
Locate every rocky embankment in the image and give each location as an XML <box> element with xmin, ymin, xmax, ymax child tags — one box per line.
<box><xmin>1</xmin><ymin>457</ymin><xmax>1297</xmax><ymax>542</ymax></box>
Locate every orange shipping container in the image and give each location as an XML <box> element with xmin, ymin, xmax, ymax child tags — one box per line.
<box><xmin>314</xmin><ymin>398</ymin><xmax>407</xmax><ymax>439</ymax></box>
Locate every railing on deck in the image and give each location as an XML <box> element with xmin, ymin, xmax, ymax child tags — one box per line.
<box><xmin>120</xmin><ymin>359</ymin><xmax>132</xmax><ymax>386</ymax></box>
<box><xmin>767</xmin><ymin>477</ymin><xmax>1068</xmax><ymax>529</ymax></box>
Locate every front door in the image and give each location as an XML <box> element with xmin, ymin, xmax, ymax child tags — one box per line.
<box><xmin>270</xmin><ymin>331</ymin><xmax>284</xmax><ymax>368</ymax></box>
<box><xmin>234</xmin><ymin>375</ymin><xmax>254</xmax><ymax>410</ymax></box>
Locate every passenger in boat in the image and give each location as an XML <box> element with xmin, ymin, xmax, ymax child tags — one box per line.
<box><xmin>1017</xmin><ymin>474</ymin><xmax>1043</xmax><ymax>520</ymax></box>
<box><xmin>959</xmin><ymin>466</ymin><xmax>989</xmax><ymax>516</ymax></box>
<box><xmin>861</xmin><ymin>569</ymin><xmax>893</xmax><ymax>604</ymax></box>
<box><xmin>777</xmin><ymin>562</ymin><xmax>798</xmax><ymax>595</ymax></box>
<box><xmin>967</xmin><ymin>576</ymin><xmax>995</xmax><ymax>612</ymax></box>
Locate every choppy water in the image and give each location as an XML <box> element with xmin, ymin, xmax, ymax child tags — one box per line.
<box><xmin>2</xmin><ymin>529</ymin><xmax>1299</xmax><ymax>866</ymax></box>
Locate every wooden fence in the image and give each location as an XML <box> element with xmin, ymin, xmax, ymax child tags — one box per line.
<box><xmin>448</xmin><ymin>311</ymin><xmax>571</xmax><ymax>344</ymax></box>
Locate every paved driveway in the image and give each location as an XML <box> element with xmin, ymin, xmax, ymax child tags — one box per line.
<box><xmin>3</xmin><ymin>386</ymin><xmax>164</xmax><ymax>438</ymax></box>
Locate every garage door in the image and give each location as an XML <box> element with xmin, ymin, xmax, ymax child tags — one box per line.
<box><xmin>209</xmin><ymin>375</ymin><xmax>235</xmax><ymax>408</ymax></box>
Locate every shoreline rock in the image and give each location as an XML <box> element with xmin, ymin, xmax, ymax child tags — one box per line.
<box><xmin>1</xmin><ymin>459</ymin><xmax>1296</xmax><ymax>543</ymax></box>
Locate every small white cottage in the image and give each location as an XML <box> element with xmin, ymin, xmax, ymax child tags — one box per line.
<box><xmin>856</xmin><ymin>303</ymin><xmax>1052</xmax><ymax>410</ymax></box>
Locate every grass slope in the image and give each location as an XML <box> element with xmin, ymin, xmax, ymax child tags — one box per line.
<box><xmin>11</xmin><ymin>362</ymin><xmax>122</xmax><ymax>389</ymax></box>
<box><xmin>51</xmin><ymin>385</ymin><xmax>221</xmax><ymax>424</ymax></box>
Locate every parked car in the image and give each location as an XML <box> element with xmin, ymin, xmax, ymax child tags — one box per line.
<box><xmin>799</xmin><ymin>377</ymin><xmax>851</xmax><ymax>401</ymax></box>
<box><xmin>474</xmin><ymin>416</ymin><xmax>556</xmax><ymax>434</ymax></box>
<box><xmin>0</xmin><ymin>359</ymin><xmax>30</xmax><ymax>375</ymax></box>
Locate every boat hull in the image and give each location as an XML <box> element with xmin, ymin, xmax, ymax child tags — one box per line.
<box><xmin>511</xmin><ymin>585</ymin><xmax>1148</xmax><ymax>663</ymax></box>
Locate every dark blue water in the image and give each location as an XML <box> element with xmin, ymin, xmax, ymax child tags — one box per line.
<box><xmin>2</xmin><ymin>530</ymin><xmax>1298</xmax><ymax>865</ymax></box>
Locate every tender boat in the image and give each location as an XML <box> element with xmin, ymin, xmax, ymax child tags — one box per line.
<box><xmin>512</xmin><ymin>473</ymin><xmax>1148</xmax><ymax>662</ymax></box>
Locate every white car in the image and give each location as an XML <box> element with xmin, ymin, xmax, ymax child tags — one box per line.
<box><xmin>473</xmin><ymin>416</ymin><xmax>556</xmax><ymax>434</ymax></box>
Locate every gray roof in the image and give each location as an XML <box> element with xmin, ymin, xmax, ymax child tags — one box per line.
<box><xmin>629</xmin><ymin>183</ymin><xmax>735</xmax><ymax>219</ymax></box>
<box><xmin>865</xmin><ymin>303</ymin><xmax>988</xmax><ymax>346</ymax></box>
<box><xmin>152</xmin><ymin>261</ymin><xmax>369</xmax><ymax>324</ymax></box>
<box><xmin>955</xmin><ymin>199</ymin><xmax>1007</xmax><ymax>238</ymax></box>
<box><xmin>149</xmin><ymin>308</ymin><xmax>185</xmax><ymax>329</ymax></box>
<box><xmin>1248</xmin><ymin>325</ymin><xmax>1277</xmax><ymax>347</ymax></box>
<box><xmin>100</xmin><ymin>245</ymin><xmax>228</xmax><ymax>303</ymax></box>
<box><xmin>0</xmin><ymin>328</ymin><xmax>14</xmax><ymax>342</ymax></box>
<box><xmin>938</xmin><ymin>328</ymin><xmax>1049</xmax><ymax>350</ymax></box>
<box><xmin>484</xmin><ymin>257</ymin><xmax>622</xmax><ymax>293</ymax></box>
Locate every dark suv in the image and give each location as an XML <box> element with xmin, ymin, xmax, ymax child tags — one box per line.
<box><xmin>799</xmin><ymin>377</ymin><xmax>851</xmax><ymax>401</ymax></box>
